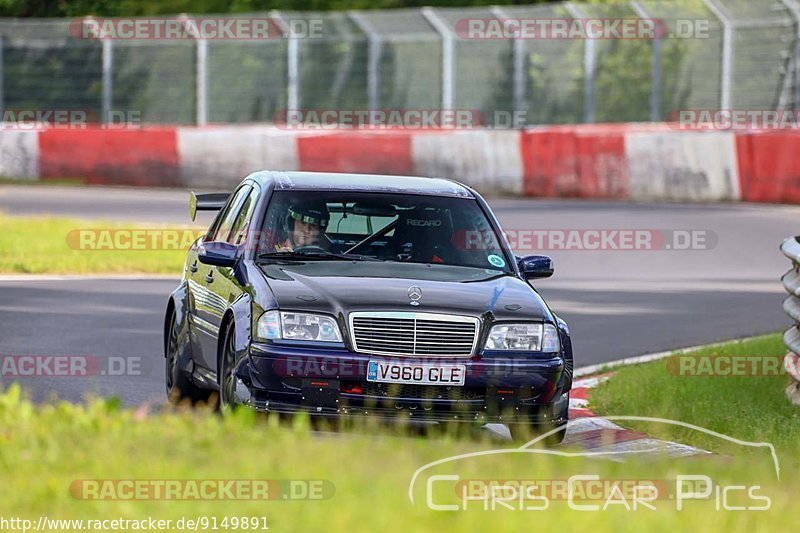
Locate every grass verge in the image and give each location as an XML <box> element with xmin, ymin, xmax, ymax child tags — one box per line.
<box><xmin>0</xmin><ymin>177</ymin><xmax>86</xmax><ymax>186</ymax></box>
<box><xmin>591</xmin><ymin>333</ymin><xmax>800</xmax><ymax>457</ymax></box>
<box><xmin>0</xmin><ymin>382</ymin><xmax>797</xmax><ymax>531</ymax></box>
<box><xmin>0</xmin><ymin>214</ymin><xmax>197</xmax><ymax>274</ymax></box>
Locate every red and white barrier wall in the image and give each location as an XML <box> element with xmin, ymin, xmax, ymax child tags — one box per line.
<box><xmin>2</xmin><ymin>123</ymin><xmax>799</xmax><ymax>204</ymax></box>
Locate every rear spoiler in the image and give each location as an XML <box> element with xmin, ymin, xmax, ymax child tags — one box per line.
<box><xmin>189</xmin><ymin>192</ymin><xmax>229</xmax><ymax>221</ymax></box>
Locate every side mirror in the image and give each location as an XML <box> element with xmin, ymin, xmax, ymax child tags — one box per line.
<box><xmin>518</xmin><ymin>255</ymin><xmax>554</xmax><ymax>279</ymax></box>
<box><xmin>198</xmin><ymin>241</ymin><xmax>238</xmax><ymax>268</ymax></box>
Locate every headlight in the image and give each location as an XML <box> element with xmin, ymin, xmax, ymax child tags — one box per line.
<box><xmin>485</xmin><ymin>323</ymin><xmax>560</xmax><ymax>352</ymax></box>
<box><xmin>256</xmin><ymin>311</ymin><xmax>342</xmax><ymax>343</ymax></box>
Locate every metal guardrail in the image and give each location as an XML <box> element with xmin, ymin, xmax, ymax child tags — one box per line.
<box><xmin>780</xmin><ymin>237</ymin><xmax>800</xmax><ymax>404</ymax></box>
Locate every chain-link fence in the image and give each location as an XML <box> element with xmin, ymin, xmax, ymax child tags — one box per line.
<box><xmin>1</xmin><ymin>0</ymin><xmax>799</xmax><ymax>127</ymax></box>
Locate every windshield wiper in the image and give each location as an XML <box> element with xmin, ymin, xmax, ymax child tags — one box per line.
<box><xmin>257</xmin><ymin>251</ymin><xmax>383</xmax><ymax>262</ymax></box>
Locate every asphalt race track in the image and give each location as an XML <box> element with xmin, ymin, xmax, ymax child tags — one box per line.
<box><xmin>0</xmin><ymin>185</ymin><xmax>797</xmax><ymax>405</ymax></box>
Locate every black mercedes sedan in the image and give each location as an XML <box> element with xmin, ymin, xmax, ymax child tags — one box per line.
<box><xmin>164</xmin><ymin>171</ymin><xmax>573</xmax><ymax>440</ymax></box>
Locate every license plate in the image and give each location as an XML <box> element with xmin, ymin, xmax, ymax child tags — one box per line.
<box><xmin>367</xmin><ymin>360</ymin><xmax>466</xmax><ymax>386</ymax></box>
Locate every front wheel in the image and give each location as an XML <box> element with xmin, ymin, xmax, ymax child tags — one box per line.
<box><xmin>511</xmin><ymin>395</ymin><xmax>570</xmax><ymax>446</ymax></box>
<box><xmin>509</xmin><ymin>421</ymin><xmax>568</xmax><ymax>446</ymax></box>
<box><xmin>219</xmin><ymin>323</ymin><xmax>239</xmax><ymax>410</ymax></box>
<box><xmin>536</xmin><ymin>421</ymin><xmax>568</xmax><ymax>446</ymax></box>
<box><xmin>165</xmin><ymin>309</ymin><xmax>210</xmax><ymax>405</ymax></box>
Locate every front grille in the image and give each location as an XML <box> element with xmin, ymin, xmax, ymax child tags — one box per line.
<box><xmin>350</xmin><ymin>312</ymin><xmax>479</xmax><ymax>357</ymax></box>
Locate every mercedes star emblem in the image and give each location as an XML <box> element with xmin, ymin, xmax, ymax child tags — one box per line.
<box><xmin>407</xmin><ymin>286</ymin><xmax>422</xmax><ymax>306</ymax></box>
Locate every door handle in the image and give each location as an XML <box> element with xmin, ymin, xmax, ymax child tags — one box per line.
<box><xmin>189</xmin><ymin>261</ymin><xmax>198</xmax><ymax>273</ymax></box>
<box><xmin>205</xmin><ymin>271</ymin><xmax>214</xmax><ymax>283</ymax></box>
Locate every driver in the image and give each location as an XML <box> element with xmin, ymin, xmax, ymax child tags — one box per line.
<box><xmin>274</xmin><ymin>202</ymin><xmax>330</xmax><ymax>252</ymax></box>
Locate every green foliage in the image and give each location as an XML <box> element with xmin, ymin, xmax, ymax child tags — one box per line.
<box><xmin>0</xmin><ymin>380</ymin><xmax>798</xmax><ymax>529</ymax></box>
<box><xmin>0</xmin><ymin>0</ymin><xmax>554</xmax><ymax>17</ymax></box>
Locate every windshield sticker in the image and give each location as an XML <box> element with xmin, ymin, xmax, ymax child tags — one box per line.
<box><xmin>487</xmin><ymin>254</ymin><xmax>505</xmax><ymax>268</ymax></box>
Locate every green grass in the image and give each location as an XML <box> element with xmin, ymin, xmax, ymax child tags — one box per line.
<box><xmin>0</xmin><ymin>384</ymin><xmax>797</xmax><ymax>531</ymax></box>
<box><xmin>0</xmin><ymin>214</ymin><xmax>198</xmax><ymax>274</ymax></box>
<box><xmin>591</xmin><ymin>333</ymin><xmax>800</xmax><ymax>457</ymax></box>
<box><xmin>0</xmin><ymin>177</ymin><xmax>86</xmax><ymax>186</ymax></box>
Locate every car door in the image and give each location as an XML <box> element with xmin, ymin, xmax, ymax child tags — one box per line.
<box><xmin>186</xmin><ymin>196</ymin><xmax>233</xmax><ymax>369</ymax></box>
<box><xmin>193</xmin><ymin>185</ymin><xmax>252</xmax><ymax>368</ymax></box>
<box><xmin>203</xmin><ymin>185</ymin><xmax>261</xmax><ymax>362</ymax></box>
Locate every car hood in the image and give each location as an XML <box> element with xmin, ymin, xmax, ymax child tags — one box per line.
<box><xmin>257</xmin><ymin>261</ymin><xmax>552</xmax><ymax>322</ymax></box>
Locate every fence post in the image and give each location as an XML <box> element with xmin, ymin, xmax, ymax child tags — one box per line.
<box><xmin>273</xmin><ymin>11</ymin><xmax>299</xmax><ymax>112</ymax></box>
<box><xmin>0</xmin><ymin>36</ymin><xmax>4</xmax><ymax>119</ymax></box>
<box><xmin>780</xmin><ymin>0</ymin><xmax>800</xmax><ymax>110</ymax></box>
<box><xmin>287</xmin><ymin>31</ymin><xmax>299</xmax><ymax>112</ymax></box>
<box><xmin>349</xmin><ymin>11</ymin><xmax>381</xmax><ymax>110</ymax></box>
<box><xmin>101</xmin><ymin>38</ymin><xmax>113</xmax><ymax>125</ymax></box>
<box><xmin>631</xmin><ymin>1</ymin><xmax>661</xmax><ymax>121</ymax></box>
<box><xmin>704</xmin><ymin>0</ymin><xmax>734</xmax><ymax>110</ymax></box>
<box><xmin>490</xmin><ymin>6</ymin><xmax>526</xmax><ymax>125</ymax></box>
<box><xmin>421</xmin><ymin>7</ymin><xmax>454</xmax><ymax>111</ymax></box>
<box><xmin>196</xmin><ymin>39</ymin><xmax>208</xmax><ymax>126</ymax></box>
<box><xmin>181</xmin><ymin>15</ymin><xmax>208</xmax><ymax>126</ymax></box>
<box><xmin>565</xmin><ymin>3</ymin><xmax>595</xmax><ymax>123</ymax></box>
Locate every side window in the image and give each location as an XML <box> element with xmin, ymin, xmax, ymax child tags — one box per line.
<box><xmin>210</xmin><ymin>185</ymin><xmax>251</xmax><ymax>242</ymax></box>
<box><xmin>228</xmin><ymin>187</ymin><xmax>260</xmax><ymax>245</ymax></box>
<box><xmin>205</xmin><ymin>206</ymin><xmax>227</xmax><ymax>241</ymax></box>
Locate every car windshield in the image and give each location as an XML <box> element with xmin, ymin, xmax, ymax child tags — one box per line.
<box><xmin>256</xmin><ymin>191</ymin><xmax>511</xmax><ymax>272</ymax></box>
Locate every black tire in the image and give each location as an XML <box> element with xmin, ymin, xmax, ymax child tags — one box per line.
<box><xmin>509</xmin><ymin>420</ymin><xmax>568</xmax><ymax>446</ymax></box>
<box><xmin>511</xmin><ymin>396</ymin><xmax>570</xmax><ymax>446</ymax></box>
<box><xmin>218</xmin><ymin>322</ymin><xmax>238</xmax><ymax>410</ymax></box>
<box><xmin>537</xmin><ymin>421</ymin><xmax>568</xmax><ymax>446</ymax></box>
<box><xmin>166</xmin><ymin>309</ymin><xmax>211</xmax><ymax>405</ymax></box>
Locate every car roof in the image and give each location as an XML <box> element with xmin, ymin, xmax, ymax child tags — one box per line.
<box><xmin>246</xmin><ymin>171</ymin><xmax>475</xmax><ymax>198</ymax></box>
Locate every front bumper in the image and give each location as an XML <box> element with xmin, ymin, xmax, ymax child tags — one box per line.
<box><xmin>232</xmin><ymin>341</ymin><xmax>569</xmax><ymax>424</ymax></box>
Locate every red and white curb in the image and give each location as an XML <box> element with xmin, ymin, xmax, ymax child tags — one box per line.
<box><xmin>561</xmin><ymin>374</ymin><xmax>710</xmax><ymax>458</ymax></box>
